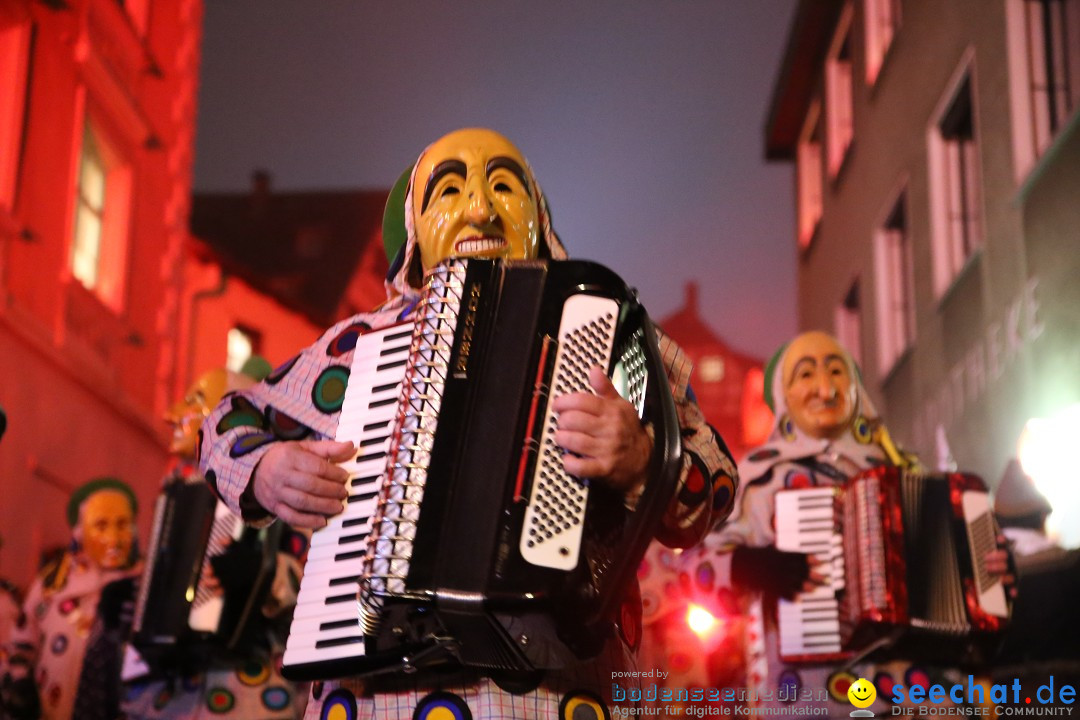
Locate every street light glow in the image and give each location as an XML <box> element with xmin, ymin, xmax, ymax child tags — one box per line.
<box><xmin>1018</xmin><ymin>403</ymin><xmax>1080</xmax><ymax>548</ymax></box>
<box><xmin>687</xmin><ymin>603</ymin><xmax>720</xmax><ymax>639</ymax></box>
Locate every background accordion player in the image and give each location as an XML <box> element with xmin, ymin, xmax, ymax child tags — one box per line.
<box><xmin>129</xmin><ymin>474</ymin><xmax>282</xmax><ymax>672</ymax></box>
<box><xmin>774</xmin><ymin>466</ymin><xmax>1011</xmax><ymax>665</ymax></box>
<box><xmin>282</xmin><ymin>257</ymin><xmax>682</xmax><ymax>681</ymax></box>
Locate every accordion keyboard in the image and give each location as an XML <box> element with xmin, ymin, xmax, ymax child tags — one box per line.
<box><xmin>283</xmin><ymin>323</ymin><xmax>412</xmax><ymax>669</ymax></box>
<box><xmin>188</xmin><ymin>503</ymin><xmax>244</xmax><ymax>632</ymax></box>
<box><xmin>775</xmin><ymin>487</ymin><xmax>846</xmax><ymax>661</ymax></box>
<box><xmin>961</xmin><ymin>490</ymin><xmax>1008</xmax><ymax>618</ymax></box>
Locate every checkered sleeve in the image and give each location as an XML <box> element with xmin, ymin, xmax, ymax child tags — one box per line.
<box><xmin>198</xmin><ymin>312</ymin><xmax>394</xmax><ymax>524</ymax></box>
<box><xmin>652</xmin><ymin>330</ymin><xmax>739</xmax><ymax>549</ymax></box>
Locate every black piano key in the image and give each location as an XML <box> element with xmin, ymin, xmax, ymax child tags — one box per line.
<box><xmin>350</xmin><ymin>475</ymin><xmax>380</xmax><ymax>487</ymax></box>
<box><xmin>363</xmin><ymin>419</ymin><xmax>391</xmax><ymax>432</ymax></box>
<box><xmin>347</xmin><ymin>491</ymin><xmax>377</xmax><ymax>504</ymax></box>
<box><xmin>315</xmin><ymin>635</ymin><xmax>365</xmax><ymax>649</ymax></box>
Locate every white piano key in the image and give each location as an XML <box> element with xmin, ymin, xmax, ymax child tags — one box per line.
<box><xmin>310</xmin><ymin>517</ymin><xmax>373</xmax><ymax>544</ymax></box>
<box><xmin>292</xmin><ymin>593</ymin><xmax>364</xmax><ymax>621</ymax></box>
<box><xmin>283</xmin><ymin>638</ymin><xmax>367</xmax><ymax>668</ymax></box>
<box><xmin>287</xmin><ymin>626</ymin><xmax>364</xmax><ymax>652</ymax></box>
<box><xmin>288</xmin><ymin>612</ymin><xmax>361</xmax><ymax>638</ymax></box>
<box><xmin>293</xmin><ymin>576</ymin><xmax>360</xmax><ymax>602</ymax></box>
<box><xmin>295</xmin><ymin>582</ymin><xmax>360</xmax><ymax>610</ymax></box>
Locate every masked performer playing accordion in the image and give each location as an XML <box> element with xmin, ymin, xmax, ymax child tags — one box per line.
<box><xmin>121</xmin><ymin>367</ymin><xmax>305</xmax><ymax>720</ymax></box>
<box><xmin>198</xmin><ymin>128</ymin><xmax>738</xmax><ymax>720</ymax></box>
<box><xmin>682</xmin><ymin>331</ymin><xmax>1013</xmax><ymax>716</ymax></box>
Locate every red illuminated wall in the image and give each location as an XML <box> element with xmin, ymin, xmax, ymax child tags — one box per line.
<box><xmin>176</xmin><ymin>242</ymin><xmax>325</xmax><ymax>391</ymax></box>
<box><xmin>0</xmin><ymin>0</ymin><xmax>203</xmax><ymax>585</ymax></box>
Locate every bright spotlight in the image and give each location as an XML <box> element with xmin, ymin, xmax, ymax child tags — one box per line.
<box><xmin>686</xmin><ymin>603</ymin><xmax>719</xmax><ymax>639</ymax></box>
<box><xmin>1017</xmin><ymin>403</ymin><xmax>1080</xmax><ymax>548</ymax></box>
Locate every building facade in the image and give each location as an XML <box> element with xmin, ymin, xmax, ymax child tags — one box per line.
<box><xmin>765</xmin><ymin>0</ymin><xmax>1079</xmax><ymax>504</ymax></box>
<box><xmin>0</xmin><ymin>0</ymin><xmax>203</xmax><ymax>584</ymax></box>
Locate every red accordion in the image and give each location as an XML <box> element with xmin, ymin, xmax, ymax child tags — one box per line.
<box><xmin>774</xmin><ymin>466</ymin><xmax>1010</xmax><ymax>664</ymax></box>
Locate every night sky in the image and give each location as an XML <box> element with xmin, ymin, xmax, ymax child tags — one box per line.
<box><xmin>193</xmin><ymin>1</ymin><xmax>798</xmax><ymax>360</ymax></box>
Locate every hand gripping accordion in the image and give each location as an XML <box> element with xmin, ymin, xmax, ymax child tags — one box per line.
<box><xmin>282</xmin><ymin>258</ymin><xmax>681</xmax><ymax>681</ymax></box>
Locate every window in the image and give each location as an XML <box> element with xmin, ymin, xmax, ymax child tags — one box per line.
<box><xmin>72</xmin><ymin>125</ymin><xmax>106</xmax><ymax>289</ymax></box>
<box><xmin>0</xmin><ymin>20</ymin><xmax>32</xmax><ymax>213</ymax></box>
<box><xmin>927</xmin><ymin>62</ymin><xmax>982</xmax><ymax>297</ymax></box>
<box><xmin>796</xmin><ymin>101</ymin><xmax>824</xmax><ymax>249</ymax></box>
<box><xmin>864</xmin><ymin>0</ymin><xmax>901</xmax><ymax>84</ymax></box>
<box><xmin>698</xmin><ymin>356</ymin><xmax>725</xmax><ymax>383</ymax></box>
<box><xmin>874</xmin><ymin>189</ymin><xmax>915</xmax><ymax>374</ymax></box>
<box><xmin>70</xmin><ymin>116</ymin><xmax>132</xmax><ymax>311</ymax></box>
<box><xmin>826</xmin><ymin>3</ymin><xmax>855</xmax><ymax>177</ymax></box>
<box><xmin>226</xmin><ymin>326</ymin><xmax>261</xmax><ymax>373</ymax></box>
<box><xmin>835</xmin><ymin>279</ymin><xmax>863</xmax><ymax>369</ymax></box>
<box><xmin>1006</xmin><ymin>0</ymin><xmax>1080</xmax><ymax>180</ymax></box>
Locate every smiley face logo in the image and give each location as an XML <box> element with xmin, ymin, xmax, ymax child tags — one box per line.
<box><xmin>847</xmin><ymin>678</ymin><xmax>876</xmax><ymax>708</ymax></box>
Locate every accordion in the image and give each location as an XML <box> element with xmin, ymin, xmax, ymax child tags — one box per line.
<box><xmin>282</xmin><ymin>258</ymin><xmax>681</xmax><ymax>681</ymax></box>
<box><xmin>130</xmin><ymin>474</ymin><xmax>281</xmax><ymax>669</ymax></box>
<box><xmin>774</xmin><ymin>466</ymin><xmax>1010</xmax><ymax>665</ymax></box>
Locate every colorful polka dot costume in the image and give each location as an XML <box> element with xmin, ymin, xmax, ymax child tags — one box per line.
<box><xmin>677</xmin><ymin>332</ymin><xmax>948</xmax><ymax>716</ymax></box>
<box><xmin>198</xmin><ymin>130</ymin><xmax>738</xmax><ymax>719</ymax></box>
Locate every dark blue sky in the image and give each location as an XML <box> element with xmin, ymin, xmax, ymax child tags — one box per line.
<box><xmin>194</xmin><ymin>1</ymin><xmax>798</xmax><ymax>360</ymax></box>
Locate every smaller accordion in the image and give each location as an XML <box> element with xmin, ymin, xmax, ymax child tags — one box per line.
<box><xmin>774</xmin><ymin>467</ymin><xmax>1010</xmax><ymax>665</ymax></box>
<box><xmin>130</xmin><ymin>474</ymin><xmax>280</xmax><ymax>669</ymax></box>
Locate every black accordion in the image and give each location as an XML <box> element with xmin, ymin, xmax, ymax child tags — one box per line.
<box><xmin>130</xmin><ymin>474</ymin><xmax>281</xmax><ymax>670</ymax></box>
<box><xmin>774</xmin><ymin>467</ymin><xmax>1010</xmax><ymax>665</ymax></box>
<box><xmin>282</xmin><ymin>258</ymin><xmax>682</xmax><ymax>681</ymax></box>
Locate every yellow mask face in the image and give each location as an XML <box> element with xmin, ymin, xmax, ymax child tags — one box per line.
<box><xmin>77</xmin><ymin>490</ymin><xmax>134</xmax><ymax>570</ymax></box>
<box><xmin>412</xmin><ymin>128</ymin><xmax>540</xmax><ymax>270</ymax></box>
<box><xmin>782</xmin><ymin>331</ymin><xmax>856</xmax><ymax>440</ymax></box>
<box><xmin>166</xmin><ymin>368</ymin><xmax>229</xmax><ymax>457</ymax></box>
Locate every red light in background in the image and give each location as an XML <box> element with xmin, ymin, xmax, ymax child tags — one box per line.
<box><xmin>687</xmin><ymin>603</ymin><xmax>721</xmax><ymax>641</ymax></box>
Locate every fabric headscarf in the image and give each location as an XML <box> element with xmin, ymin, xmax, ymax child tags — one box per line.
<box><xmin>383</xmin><ymin>130</ymin><xmax>568</xmax><ymax>301</ymax></box>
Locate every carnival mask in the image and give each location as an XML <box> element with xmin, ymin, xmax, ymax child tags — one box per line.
<box><xmin>166</xmin><ymin>368</ymin><xmax>230</xmax><ymax>457</ymax></box>
<box><xmin>782</xmin><ymin>331</ymin><xmax>856</xmax><ymax>440</ymax></box>
<box><xmin>412</xmin><ymin>128</ymin><xmax>540</xmax><ymax>270</ymax></box>
<box><xmin>75</xmin><ymin>490</ymin><xmax>135</xmax><ymax>570</ymax></box>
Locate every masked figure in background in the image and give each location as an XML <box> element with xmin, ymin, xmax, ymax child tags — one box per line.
<box><xmin>122</xmin><ymin>361</ymin><xmax>306</xmax><ymax>719</ymax></box>
<box><xmin>1</xmin><ymin>477</ymin><xmax>139</xmax><ymax>720</ymax></box>
<box><xmin>681</xmin><ymin>331</ymin><xmax>1011</xmax><ymax>716</ymax></box>
<box><xmin>198</xmin><ymin>128</ymin><xmax>737</xmax><ymax>719</ymax></box>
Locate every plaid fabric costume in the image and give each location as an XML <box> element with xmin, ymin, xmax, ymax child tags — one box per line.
<box><xmin>199</xmin><ymin>133</ymin><xmax>737</xmax><ymax>719</ymax></box>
